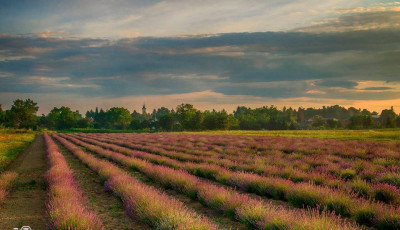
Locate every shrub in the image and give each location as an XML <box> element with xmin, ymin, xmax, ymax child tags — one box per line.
<box><xmin>374</xmin><ymin>184</ymin><xmax>400</xmax><ymax>204</ymax></box>
<box><xmin>350</xmin><ymin>179</ymin><xmax>372</xmax><ymax>198</ymax></box>
<box><xmin>360</xmin><ymin>168</ymin><xmax>377</xmax><ymax>182</ymax></box>
<box><xmin>340</xmin><ymin>169</ymin><xmax>357</xmax><ymax>180</ymax></box>
<box><xmin>377</xmin><ymin>211</ymin><xmax>400</xmax><ymax>230</ymax></box>
<box><xmin>324</xmin><ymin>193</ymin><xmax>354</xmax><ymax>217</ymax></box>
<box><xmin>352</xmin><ymin>201</ymin><xmax>375</xmax><ymax>226</ymax></box>
<box><xmin>286</xmin><ymin>183</ymin><xmax>321</xmax><ymax>208</ymax></box>
<box><xmin>378</xmin><ymin>173</ymin><xmax>400</xmax><ymax>187</ymax></box>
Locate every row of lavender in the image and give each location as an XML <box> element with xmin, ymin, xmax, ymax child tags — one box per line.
<box><xmin>108</xmin><ymin>134</ymin><xmax>400</xmax><ymax>184</ymax></box>
<box><xmin>51</xmin><ymin>134</ymin><xmax>219</xmax><ymax>229</ymax></box>
<box><xmin>114</xmin><ymin>132</ymin><xmax>400</xmax><ymax>166</ymax></box>
<box><xmin>43</xmin><ymin>133</ymin><xmax>103</xmax><ymax>229</ymax></box>
<box><xmin>65</xmin><ymin>133</ymin><xmax>399</xmax><ymax>229</ymax></box>
<box><xmin>114</xmin><ymin>133</ymin><xmax>400</xmax><ymax>160</ymax></box>
<box><xmin>75</xmin><ymin>133</ymin><xmax>400</xmax><ymax>210</ymax></box>
<box><xmin>58</xmin><ymin>133</ymin><xmax>361</xmax><ymax>230</ymax></box>
<box><xmin>86</xmin><ymin>133</ymin><xmax>400</xmax><ymax>195</ymax></box>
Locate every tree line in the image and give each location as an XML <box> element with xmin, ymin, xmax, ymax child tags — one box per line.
<box><xmin>1</xmin><ymin>99</ymin><xmax>400</xmax><ymax>131</ymax></box>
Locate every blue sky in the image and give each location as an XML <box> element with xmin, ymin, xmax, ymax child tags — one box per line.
<box><xmin>0</xmin><ymin>0</ymin><xmax>400</xmax><ymax>114</ymax></box>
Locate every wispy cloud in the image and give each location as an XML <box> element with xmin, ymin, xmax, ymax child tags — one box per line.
<box><xmin>23</xmin><ymin>76</ymin><xmax>100</xmax><ymax>89</ymax></box>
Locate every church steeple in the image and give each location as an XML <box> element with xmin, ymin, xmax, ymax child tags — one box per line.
<box><xmin>142</xmin><ymin>104</ymin><xmax>147</xmax><ymax>115</ymax></box>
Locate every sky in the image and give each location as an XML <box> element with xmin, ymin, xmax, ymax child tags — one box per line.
<box><xmin>0</xmin><ymin>0</ymin><xmax>400</xmax><ymax>114</ymax></box>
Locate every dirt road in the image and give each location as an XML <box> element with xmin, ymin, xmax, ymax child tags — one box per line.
<box><xmin>0</xmin><ymin>135</ymin><xmax>47</xmax><ymax>230</ymax></box>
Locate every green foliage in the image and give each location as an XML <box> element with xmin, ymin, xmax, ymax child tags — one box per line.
<box><xmin>77</xmin><ymin>118</ymin><xmax>92</xmax><ymax>128</ymax></box>
<box><xmin>303</xmin><ymin>105</ymin><xmax>371</xmax><ymax>120</ymax></box>
<box><xmin>378</xmin><ymin>173</ymin><xmax>400</xmax><ymax>187</ymax></box>
<box><xmin>326</xmin><ymin>118</ymin><xmax>341</xmax><ymax>129</ymax></box>
<box><xmin>105</xmin><ymin>107</ymin><xmax>132</xmax><ymax>129</ymax></box>
<box><xmin>349</xmin><ymin>114</ymin><xmax>373</xmax><ymax>129</ymax></box>
<box><xmin>176</xmin><ymin>104</ymin><xmax>203</xmax><ymax>130</ymax></box>
<box><xmin>340</xmin><ymin>169</ymin><xmax>357</xmax><ymax>180</ymax></box>
<box><xmin>2</xmin><ymin>98</ymin><xmax>398</xmax><ymax>132</ymax></box>
<box><xmin>374</xmin><ymin>185</ymin><xmax>399</xmax><ymax>204</ymax></box>
<box><xmin>350</xmin><ymin>179</ymin><xmax>372</xmax><ymax>197</ymax></box>
<box><xmin>47</xmin><ymin>106</ymin><xmax>82</xmax><ymax>130</ymax></box>
<box><xmin>312</xmin><ymin>115</ymin><xmax>326</xmax><ymax>128</ymax></box>
<box><xmin>202</xmin><ymin>110</ymin><xmax>230</xmax><ymax>130</ymax></box>
<box><xmin>234</xmin><ymin>106</ymin><xmax>297</xmax><ymax>130</ymax></box>
<box><xmin>5</xmin><ymin>99</ymin><xmax>38</xmax><ymax>129</ymax></box>
<box><xmin>381</xmin><ymin>108</ymin><xmax>397</xmax><ymax>128</ymax></box>
<box><xmin>0</xmin><ymin>129</ymin><xmax>35</xmax><ymax>171</ymax></box>
<box><xmin>158</xmin><ymin>113</ymin><xmax>175</xmax><ymax>131</ymax></box>
<box><xmin>129</xmin><ymin>118</ymin><xmax>142</xmax><ymax>130</ymax></box>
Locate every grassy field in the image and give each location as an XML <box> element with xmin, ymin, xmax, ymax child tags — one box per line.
<box><xmin>185</xmin><ymin>129</ymin><xmax>400</xmax><ymax>141</ymax></box>
<box><xmin>0</xmin><ymin>129</ymin><xmax>36</xmax><ymax>171</ymax></box>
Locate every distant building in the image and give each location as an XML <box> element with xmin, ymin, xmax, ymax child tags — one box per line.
<box><xmin>142</xmin><ymin>104</ymin><xmax>146</xmax><ymax>115</ymax></box>
<box><xmin>298</xmin><ymin>107</ymin><xmax>305</xmax><ymax>122</ymax></box>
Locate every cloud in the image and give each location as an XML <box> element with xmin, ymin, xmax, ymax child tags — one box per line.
<box><xmin>363</xmin><ymin>87</ymin><xmax>394</xmax><ymax>90</ymax></box>
<box><xmin>1</xmin><ymin>7</ymin><xmax>400</xmax><ymax>112</ymax></box>
<box><xmin>306</xmin><ymin>90</ymin><xmax>327</xmax><ymax>95</ymax></box>
<box><xmin>1</xmin><ymin>31</ymin><xmax>399</xmax><ymax>100</ymax></box>
<box><xmin>0</xmin><ymin>71</ymin><xmax>14</xmax><ymax>78</ymax></box>
<box><xmin>295</xmin><ymin>11</ymin><xmax>400</xmax><ymax>33</ymax></box>
<box><xmin>0</xmin><ymin>0</ymin><xmax>369</xmax><ymax>37</ymax></box>
<box><xmin>324</xmin><ymin>5</ymin><xmax>400</xmax><ymax>14</ymax></box>
<box><xmin>23</xmin><ymin>76</ymin><xmax>100</xmax><ymax>89</ymax></box>
<box><xmin>314</xmin><ymin>79</ymin><xmax>358</xmax><ymax>89</ymax></box>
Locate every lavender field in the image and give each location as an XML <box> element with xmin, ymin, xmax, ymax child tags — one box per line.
<box><xmin>42</xmin><ymin>133</ymin><xmax>399</xmax><ymax>229</ymax></box>
<box><xmin>1</xmin><ymin>132</ymin><xmax>399</xmax><ymax>229</ymax></box>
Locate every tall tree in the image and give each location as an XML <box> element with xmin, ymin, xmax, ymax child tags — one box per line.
<box><xmin>6</xmin><ymin>99</ymin><xmax>39</xmax><ymax>129</ymax></box>
<box><xmin>203</xmin><ymin>110</ymin><xmax>230</xmax><ymax>130</ymax></box>
<box><xmin>380</xmin><ymin>108</ymin><xmax>397</xmax><ymax>128</ymax></box>
<box><xmin>176</xmin><ymin>104</ymin><xmax>203</xmax><ymax>130</ymax></box>
<box><xmin>106</xmin><ymin>107</ymin><xmax>132</xmax><ymax>129</ymax></box>
<box><xmin>158</xmin><ymin>113</ymin><xmax>175</xmax><ymax>131</ymax></box>
<box><xmin>349</xmin><ymin>114</ymin><xmax>373</xmax><ymax>129</ymax></box>
<box><xmin>47</xmin><ymin>106</ymin><xmax>82</xmax><ymax>130</ymax></box>
<box><xmin>312</xmin><ymin>115</ymin><xmax>326</xmax><ymax>128</ymax></box>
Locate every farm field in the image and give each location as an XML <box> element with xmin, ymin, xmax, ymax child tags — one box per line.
<box><xmin>1</xmin><ymin>132</ymin><xmax>400</xmax><ymax>229</ymax></box>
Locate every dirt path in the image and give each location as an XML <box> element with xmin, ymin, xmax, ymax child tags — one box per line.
<box><xmin>0</xmin><ymin>135</ymin><xmax>47</xmax><ymax>230</ymax></box>
<box><xmin>57</xmin><ymin>141</ymin><xmax>150</xmax><ymax>230</ymax></box>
